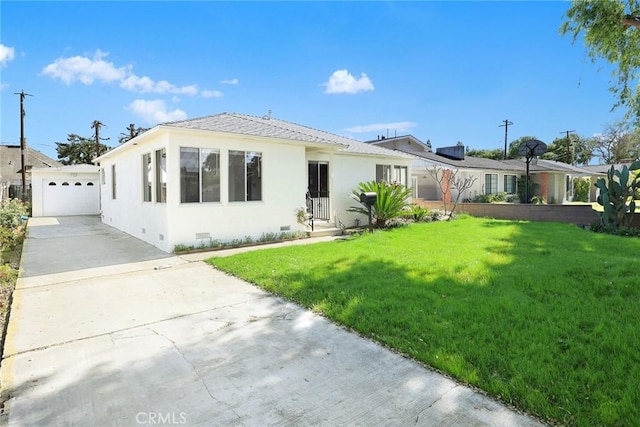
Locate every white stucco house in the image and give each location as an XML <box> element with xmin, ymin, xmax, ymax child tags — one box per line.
<box><xmin>95</xmin><ymin>113</ymin><xmax>413</xmax><ymax>253</ymax></box>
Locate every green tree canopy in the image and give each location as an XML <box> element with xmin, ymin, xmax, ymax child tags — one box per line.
<box><xmin>540</xmin><ymin>133</ymin><xmax>595</xmax><ymax>165</ymax></box>
<box><xmin>507</xmin><ymin>136</ymin><xmax>541</xmax><ymax>159</ymax></box>
<box><xmin>465</xmin><ymin>148</ymin><xmax>504</xmax><ymax>160</ymax></box>
<box><xmin>592</xmin><ymin>120</ymin><xmax>640</xmax><ymax>163</ymax></box>
<box><xmin>56</xmin><ymin>134</ymin><xmax>110</xmax><ymax>165</ymax></box>
<box><xmin>561</xmin><ymin>0</ymin><xmax>640</xmax><ymax>120</ymax></box>
<box><xmin>118</xmin><ymin>123</ymin><xmax>149</xmax><ymax>144</ymax></box>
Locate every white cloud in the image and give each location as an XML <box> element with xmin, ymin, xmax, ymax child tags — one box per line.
<box><xmin>345</xmin><ymin>121</ymin><xmax>417</xmax><ymax>133</ymax></box>
<box><xmin>221</xmin><ymin>78</ymin><xmax>239</xmax><ymax>85</ymax></box>
<box><xmin>0</xmin><ymin>44</ymin><xmax>15</xmax><ymax>67</ymax></box>
<box><xmin>324</xmin><ymin>69</ymin><xmax>374</xmax><ymax>94</ymax></box>
<box><xmin>42</xmin><ymin>50</ymin><xmax>215</xmax><ymax>97</ymax></box>
<box><xmin>127</xmin><ymin>99</ymin><xmax>187</xmax><ymax>124</ymax></box>
<box><xmin>42</xmin><ymin>50</ymin><xmax>128</xmax><ymax>84</ymax></box>
<box><xmin>120</xmin><ymin>75</ymin><xmax>198</xmax><ymax>95</ymax></box>
<box><xmin>201</xmin><ymin>89</ymin><xmax>224</xmax><ymax>98</ymax></box>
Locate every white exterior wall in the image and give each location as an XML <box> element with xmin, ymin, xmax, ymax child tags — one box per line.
<box><xmin>165</xmin><ymin>131</ymin><xmax>307</xmax><ymax>251</ymax></box>
<box><xmin>331</xmin><ymin>153</ymin><xmax>412</xmax><ymax>228</ymax></box>
<box><xmin>99</xmin><ymin>129</ymin><xmax>308</xmax><ymax>252</ymax></box>
<box><xmin>99</xmin><ymin>133</ymin><xmax>171</xmax><ymax>251</ymax></box>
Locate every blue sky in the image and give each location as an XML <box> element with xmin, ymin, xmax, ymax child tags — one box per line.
<box><xmin>0</xmin><ymin>1</ymin><xmax>624</xmax><ymax>162</ymax></box>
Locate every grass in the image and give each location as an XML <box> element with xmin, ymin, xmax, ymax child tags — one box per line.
<box><xmin>208</xmin><ymin>216</ymin><xmax>640</xmax><ymax>426</ymax></box>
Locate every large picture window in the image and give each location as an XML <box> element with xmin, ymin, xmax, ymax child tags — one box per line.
<box><xmin>376</xmin><ymin>165</ymin><xmax>392</xmax><ymax>183</ymax></box>
<box><xmin>485</xmin><ymin>173</ymin><xmax>498</xmax><ymax>195</ymax></box>
<box><xmin>393</xmin><ymin>166</ymin><xmax>408</xmax><ymax>187</ymax></box>
<box><xmin>155</xmin><ymin>148</ymin><xmax>167</xmax><ymax>203</ymax></box>
<box><xmin>142</xmin><ymin>153</ymin><xmax>152</xmax><ymax>202</ymax></box>
<box><xmin>229</xmin><ymin>150</ymin><xmax>262</xmax><ymax>202</ymax></box>
<box><xmin>180</xmin><ymin>148</ymin><xmax>220</xmax><ymax>203</ymax></box>
<box><xmin>504</xmin><ymin>175</ymin><xmax>517</xmax><ymax>194</ymax></box>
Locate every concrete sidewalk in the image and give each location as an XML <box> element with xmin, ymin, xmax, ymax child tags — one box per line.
<box><xmin>1</xmin><ymin>216</ymin><xmax>546</xmax><ymax>426</ymax></box>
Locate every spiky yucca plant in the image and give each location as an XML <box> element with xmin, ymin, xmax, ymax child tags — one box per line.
<box><xmin>348</xmin><ymin>181</ymin><xmax>411</xmax><ymax>228</ymax></box>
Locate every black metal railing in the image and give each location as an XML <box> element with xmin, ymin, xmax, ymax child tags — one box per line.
<box><xmin>308</xmin><ymin>192</ymin><xmax>330</xmax><ymax>221</ymax></box>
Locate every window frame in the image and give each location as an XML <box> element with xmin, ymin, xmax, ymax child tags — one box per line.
<box><xmin>484</xmin><ymin>173</ymin><xmax>498</xmax><ymax>195</ymax></box>
<box><xmin>504</xmin><ymin>174</ymin><xmax>517</xmax><ymax>194</ymax></box>
<box><xmin>155</xmin><ymin>148</ymin><xmax>167</xmax><ymax>203</ymax></box>
<box><xmin>179</xmin><ymin>147</ymin><xmax>221</xmax><ymax>204</ymax></box>
<box><xmin>142</xmin><ymin>153</ymin><xmax>152</xmax><ymax>202</ymax></box>
<box><xmin>229</xmin><ymin>150</ymin><xmax>262</xmax><ymax>202</ymax></box>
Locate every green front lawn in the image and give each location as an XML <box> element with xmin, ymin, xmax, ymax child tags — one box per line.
<box><xmin>208</xmin><ymin>217</ymin><xmax>640</xmax><ymax>425</ymax></box>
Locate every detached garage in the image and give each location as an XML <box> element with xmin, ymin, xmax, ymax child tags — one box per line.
<box><xmin>31</xmin><ymin>165</ymin><xmax>100</xmax><ymax>217</ymax></box>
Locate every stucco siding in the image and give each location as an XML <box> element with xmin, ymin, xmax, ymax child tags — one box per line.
<box><xmin>331</xmin><ymin>154</ymin><xmax>412</xmax><ymax>228</ymax></box>
<box><xmin>165</xmin><ymin>132</ymin><xmax>307</xmax><ymax>250</ymax></box>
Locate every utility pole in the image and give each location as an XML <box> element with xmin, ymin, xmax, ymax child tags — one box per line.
<box><xmin>91</xmin><ymin>120</ymin><xmax>109</xmax><ymax>160</ymax></box>
<box><xmin>499</xmin><ymin>119</ymin><xmax>513</xmax><ymax>160</ymax></box>
<box><xmin>559</xmin><ymin>130</ymin><xmax>575</xmax><ymax>164</ymax></box>
<box><xmin>14</xmin><ymin>90</ymin><xmax>33</xmax><ymax>201</ymax></box>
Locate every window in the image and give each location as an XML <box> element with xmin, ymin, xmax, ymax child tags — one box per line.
<box><xmin>155</xmin><ymin>148</ymin><xmax>166</xmax><ymax>203</ymax></box>
<box><xmin>504</xmin><ymin>175</ymin><xmax>517</xmax><ymax>194</ymax></box>
<box><xmin>376</xmin><ymin>165</ymin><xmax>392</xmax><ymax>183</ymax></box>
<box><xmin>87</xmin><ymin>182</ymin><xmax>94</xmax><ymax>186</ymax></box>
<box><xmin>393</xmin><ymin>166</ymin><xmax>408</xmax><ymax>187</ymax></box>
<box><xmin>485</xmin><ymin>173</ymin><xmax>498</xmax><ymax>195</ymax></box>
<box><xmin>111</xmin><ymin>165</ymin><xmax>117</xmax><ymax>199</ymax></box>
<box><xmin>101</xmin><ymin>168</ymin><xmax>105</xmax><ymax>184</ymax></box>
<box><xmin>74</xmin><ymin>182</ymin><xmax>82</xmax><ymax>186</ymax></box>
<box><xmin>229</xmin><ymin>150</ymin><xmax>262</xmax><ymax>202</ymax></box>
<box><xmin>142</xmin><ymin>153</ymin><xmax>152</xmax><ymax>202</ymax></box>
<box><xmin>62</xmin><ymin>182</ymin><xmax>69</xmax><ymax>186</ymax></box>
<box><xmin>180</xmin><ymin>147</ymin><xmax>220</xmax><ymax>203</ymax></box>
<box><xmin>48</xmin><ymin>182</ymin><xmax>56</xmax><ymax>186</ymax></box>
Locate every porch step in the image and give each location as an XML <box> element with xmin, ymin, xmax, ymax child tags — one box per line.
<box><xmin>307</xmin><ymin>228</ymin><xmax>344</xmax><ymax>238</ymax></box>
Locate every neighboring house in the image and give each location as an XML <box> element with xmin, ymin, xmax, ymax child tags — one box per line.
<box><xmin>31</xmin><ymin>164</ymin><xmax>100</xmax><ymax>217</ymax></box>
<box><xmin>367</xmin><ymin>135</ymin><xmax>595</xmax><ymax>204</ymax></box>
<box><xmin>0</xmin><ymin>145</ymin><xmax>61</xmax><ymax>201</ymax></box>
<box><xmin>95</xmin><ymin>113</ymin><xmax>413</xmax><ymax>253</ymax></box>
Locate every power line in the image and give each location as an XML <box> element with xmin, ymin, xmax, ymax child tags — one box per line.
<box><xmin>499</xmin><ymin>119</ymin><xmax>513</xmax><ymax>160</ymax></box>
<box><xmin>14</xmin><ymin>90</ymin><xmax>33</xmax><ymax>200</ymax></box>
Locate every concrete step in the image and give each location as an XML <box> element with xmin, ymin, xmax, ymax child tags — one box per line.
<box><xmin>308</xmin><ymin>228</ymin><xmax>344</xmax><ymax>238</ymax></box>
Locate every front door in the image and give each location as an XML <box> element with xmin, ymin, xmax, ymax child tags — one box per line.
<box><xmin>308</xmin><ymin>161</ymin><xmax>330</xmax><ymax>220</ymax></box>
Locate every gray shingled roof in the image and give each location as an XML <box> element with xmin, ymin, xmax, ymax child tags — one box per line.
<box><xmin>163</xmin><ymin>113</ymin><xmax>413</xmax><ymax>159</ymax></box>
<box><xmin>0</xmin><ymin>145</ymin><xmax>61</xmax><ymax>183</ymax></box>
<box><xmin>412</xmin><ymin>151</ymin><xmax>524</xmax><ymax>171</ymax></box>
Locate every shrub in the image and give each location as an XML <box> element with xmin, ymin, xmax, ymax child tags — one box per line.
<box><xmin>348</xmin><ymin>181</ymin><xmax>412</xmax><ymax>228</ymax></box>
<box><xmin>573</xmin><ymin>177</ymin><xmax>591</xmax><ymax>202</ymax></box>
<box><xmin>0</xmin><ymin>199</ymin><xmax>28</xmax><ymax>230</ymax></box>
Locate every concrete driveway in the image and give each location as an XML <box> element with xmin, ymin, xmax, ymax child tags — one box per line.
<box><xmin>1</xmin><ymin>216</ymin><xmax>545</xmax><ymax>426</ymax></box>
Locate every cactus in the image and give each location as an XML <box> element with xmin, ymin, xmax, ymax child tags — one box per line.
<box><xmin>594</xmin><ymin>161</ymin><xmax>640</xmax><ymax>229</ymax></box>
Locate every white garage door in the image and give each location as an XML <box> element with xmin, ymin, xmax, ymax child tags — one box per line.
<box><xmin>42</xmin><ymin>179</ymin><xmax>100</xmax><ymax>216</ymax></box>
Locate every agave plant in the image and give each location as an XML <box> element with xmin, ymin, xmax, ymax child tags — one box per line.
<box><xmin>348</xmin><ymin>181</ymin><xmax>411</xmax><ymax>228</ymax></box>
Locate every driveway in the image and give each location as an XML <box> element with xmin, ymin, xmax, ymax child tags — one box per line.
<box><xmin>1</xmin><ymin>216</ymin><xmax>545</xmax><ymax>426</ymax></box>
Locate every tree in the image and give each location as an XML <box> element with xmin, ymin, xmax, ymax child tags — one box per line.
<box><xmin>507</xmin><ymin>136</ymin><xmax>540</xmax><ymax>159</ymax></box>
<box><xmin>427</xmin><ymin>166</ymin><xmax>477</xmax><ymax>219</ymax></box>
<box><xmin>465</xmin><ymin>148</ymin><xmax>504</xmax><ymax>160</ymax></box>
<box><xmin>541</xmin><ymin>134</ymin><xmax>595</xmax><ymax>165</ymax></box>
<box><xmin>561</xmin><ymin>0</ymin><xmax>640</xmax><ymax>121</ymax></box>
<box><xmin>348</xmin><ymin>181</ymin><xmax>411</xmax><ymax>228</ymax></box>
<box><xmin>119</xmin><ymin>123</ymin><xmax>149</xmax><ymax>144</ymax></box>
<box><xmin>55</xmin><ymin>134</ymin><xmax>110</xmax><ymax>165</ymax></box>
<box><xmin>592</xmin><ymin>121</ymin><xmax>640</xmax><ymax>163</ymax></box>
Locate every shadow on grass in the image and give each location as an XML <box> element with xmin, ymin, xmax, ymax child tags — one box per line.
<box><xmin>210</xmin><ymin>219</ymin><xmax>640</xmax><ymax>426</ymax></box>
